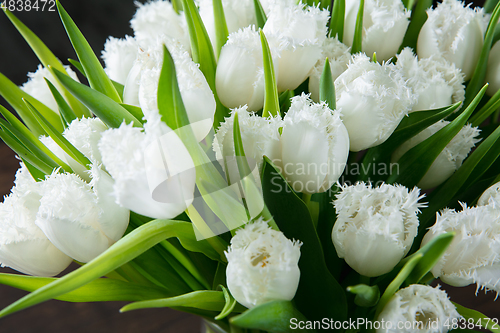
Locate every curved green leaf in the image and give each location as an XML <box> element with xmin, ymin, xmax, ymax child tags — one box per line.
<box><xmin>454</xmin><ymin>303</ymin><xmax>500</xmax><ymax>333</ymax></box>
<box><xmin>319</xmin><ymin>58</ymin><xmax>336</xmax><ymax>110</ymax></box>
<box><xmin>261</xmin><ymin>30</ymin><xmax>280</xmax><ymax>118</ymax></box>
<box><xmin>253</xmin><ymin>0</ymin><xmax>267</xmax><ymax>29</ymax></box>
<box><xmin>470</xmin><ymin>87</ymin><xmax>500</xmax><ymax>126</ymax></box>
<box><xmin>215</xmin><ymin>285</ymin><xmax>238</xmax><ymax>320</ymax></box>
<box><xmin>351</xmin><ymin>0</ymin><xmax>364</xmax><ymax>54</ymax></box>
<box><xmin>347</xmin><ymin>284</ymin><xmax>380</xmax><ymax>307</ymax></box>
<box><xmin>45</xmin><ymin>78</ymin><xmax>77</xmax><ymax>128</ymax></box>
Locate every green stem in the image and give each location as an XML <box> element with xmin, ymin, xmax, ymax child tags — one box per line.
<box><xmin>117</xmin><ymin>263</ymin><xmax>160</xmax><ymax>288</ymax></box>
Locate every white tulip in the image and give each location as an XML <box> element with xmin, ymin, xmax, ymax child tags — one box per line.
<box><xmin>377</xmin><ymin>284</ymin><xmax>460</xmax><ymax>333</ymax></box>
<box><xmin>396</xmin><ymin>48</ymin><xmax>465</xmax><ymax>112</ymax></box>
<box><xmin>263</xmin><ymin>3</ymin><xmax>328</xmax><ymax>91</ymax></box>
<box><xmin>477</xmin><ymin>181</ymin><xmax>500</xmax><ymax>206</ymax></box>
<box><xmin>279</xmin><ymin>94</ymin><xmax>349</xmax><ymax>194</ymax></box>
<box><xmin>343</xmin><ymin>0</ymin><xmax>410</xmax><ymax>61</ymax></box>
<box><xmin>101</xmin><ymin>35</ymin><xmax>140</xmax><ymax>85</ymax></box>
<box><xmin>0</xmin><ymin>164</ymin><xmax>72</xmax><ymax>276</ymax></box>
<box><xmin>335</xmin><ymin>53</ymin><xmax>416</xmax><ymax>151</ymax></box>
<box><xmin>392</xmin><ymin>121</ymin><xmax>480</xmax><ymax>189</ymax></box>
<box><xmin>259</xmin><ymin>0</ymin><xmax>297</xmax><ymax>14</ymax></box>
<box><xmin>417</xmin><ymin>0</ymin><xmax>488</xmax><ymax>80</ymax></box>
<box><xmin>21</xmin><ymin>64</ymin><xmax>80</xmax><ymax>113</ymax></box>
<box><xmin>216</xmin><ymin>27</ymin><xmax>279</xmax><ymax>111</ymax></box>
<box><xmin>35</xmin><ymin>166</ymin><xmax>130</xmax><ymax>263</ymax></box>
<box><xmin>225</xmin><ymin>219</ymin><xmax>301</xmax><ymax>308</ymax></box>
<box><xmin>308</xmin><ymin>37</ymin><xmax>351</xmax><ymax>103</ymax></box>
<box><xmin>130</xmin><ymin>0</ymin><xmax>190</xmax><ymax>52</ymax></box>
<box><xmin>124</xmin><ymin>37</ymin><xmax>216</xmax><ymax>141</ymax></box>
<box><xmin>422</xmin><ymin>204</ymin><xmax>500</xmax><ymax>293</ymax></box>
<box><xmin>98</xmin><ymin>120</ymin><xmax>196</xmax><ymax>220</ymax></box>
<box><xmin>332</xmin><ymin>182</ymin><xmax>425</xmax><ymax>277</ymax></box>
<box><xmin>485</xmin><ymin>41</ymin><xmax>500</xmax><ymax>96</ymax></box>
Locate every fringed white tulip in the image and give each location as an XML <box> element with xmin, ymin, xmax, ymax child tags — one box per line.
<box><xmin>259</xmin><ymin>0</ymin><xmax>297</xmax><ymax>14</ymax></box>
<box><xmin>335</xmin><ymin>54</ymin><xmax>416</xmax><ymax>151</ymax></box>
<box><xmin>21</xmin><ymin>64</ymin><xmax>80</xmax><ymax>113</ymax></box>
<box><xmin>422</xmin><ymin>204</ymin><xmax>500</xmax><ymax>294</ymax></box>
<box><xmin>343</xmin><ymin>0</ymin><xmax>410</xmax><ymax>61</ymax></box>
<box><xmin>478</xmin><ymin>181</ymin><xmax>500</xmax><ymax>206</ymax></box>
<box><xmin>35</xmin><ymin>166</ymin><xmax>130</xmax><ymax>263</ymax></box>
<box><xmin>101</xmin><ymin>36</ymin><xmax>140</xmax><ymax>85</ymax></box>
<box><xmin>392</xmin><ymin>121</ymin><xmax>480</xmax><ymax>189</ymax></box>
<box><xmin>308</xmin><ymin>37</ymin><xmax>351</xmax><ymax>103</ymax></box>
<box><xmin>225</xmin><ymin>219</ymin><xmax>301</xmax><ymax>308</ymax></box>
<box><xmin>279</xmin><ymin>94</ymin><xmax>350</xmax><ymax>194</ymax></box>
<box><xmin>124</xmin><ymin>38</ymin><xmax>216</xmax><ymax>141</ymax></box>
<box><xmin>332</xmin><ymin>182</ymin><xmax>425</xmax><ymax>277</ymax></box>
<box><xmin>216</xmin><ymin>27</ymin><xmax>279</xmax><ymax>111</ymax></box>
<box><xmin>417</xmin><ymin>0</ymin><xmax>488</xmax><ymax>80</ymax></box>
<box><xmin>0</xmin><ymin>164</ymin><xmax>72</xmax><ymax>276</ymax></box>
<box><xmin>98</xmin><ymin>121</ymin><xmax>196</xmax><ymax>220</ymax></box>
<box><xmin>396</xmin><ymin>48</ymin><xmax>465</xmax><ymax>112</ymax></box>
<box><xmin>485</xmin><ymin>41</ymin><xmax>500</xmax><ymax>96</ymax></box>
<box><xmin>130</xmin><ymin>0</ymin><xmax>190</xmax><ymax>52</ymax></box>
<box><xmin>376</xmin><ymin>284</ymin><xmax>460</xmax><ymax>333</ymax></box>
<box><xmin>263</xmin><ymin>3</ymin><xmax>329</xmax><ymax>91</ymax></box>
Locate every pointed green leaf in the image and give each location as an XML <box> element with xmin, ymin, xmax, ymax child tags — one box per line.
<box><xmin>213</xmin><ymin>0</ymin><xmax>229</xmax><ymax>58</ymax></box>
<box><xmin>45</xmin><ymin>78</ymin><xmax>77</xmax><ymax>127</ymax></box>
<box><xmin>399</xmin><ymin>0</ymin><xmax>432</xmax><ymax>51</ymax></box>
<box><xmin>56</xmin><ymin>0</ymin><xmax>121</xmax><ymax>102</ymax></box>
<box><xmin>51</xmin><ymin>67</ymin><xmax>141</xmax><ymax>128</ymax></box>
<box><xmin>233</xmin><ymin>112</ymin><xmax>252</xmax><ymax>177</ymax></box>
<box><xmin>470</xmin><ymin>87</ymin><xmax>500</xmax><ymax>126</ymax></box>
<box><xmin>0</xmin><ymin>273</ymin><xmax>170</xmax><ymax>302</ymax></box>
<box><xmin>119</xmin><ymin>104</ymin><xmax>144</xmax><ymax>124</ymax></box>
<box><xmin>260</xmin><ymin>30</ymin><xmax>280</xmax><ymax>118</ymax></box>
<box><xmin>351</xmin><ymin>0</ymin><xmax>364</xmax><ymax>54</ymax></box>
<box><xmin>21</xmin><ymin>158</ymin><xmax>46</xmax><ymax>181</ymax></box>
<box><xmin>68</xmin><ymin>58</ymin><xmax>85</xmax><ymax>76</ymax></box>
<box><xmin>319</xmin><ymin>57</ymin><xmax>336</xmax><ymax>110</ymax></box>
<box><xmin>262</xmin><ymin>157</ymin><xmax>347</xmax><ymax>323</ymax></box>
<box><xmin>215</xmin><ymin>285</ymin><xmax>238</xmax><ymax>320</ymax></box>
<box><xmin>347</xmin><ymin>284</ymin><xmax>380</xmax><ymax>307</ymax></box>
<box><xmin>330</xmin><ymin>0</ymin><xmax>345</xmax><ymax>42</ymax></box>
<box><xmin>230</xmin><ymin>301</ymin><xmax>314</xmax><ymax>333</ymax></box>
<box><xmin>253</xmin><ymin>0</ymin><xmax>267</xmax><ymax>29</ymax></box>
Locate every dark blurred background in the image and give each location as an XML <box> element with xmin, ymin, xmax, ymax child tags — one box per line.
<box><xmin>0</xmin><ymin>0</ymin><xmax>496</xmax><ymax>332</ymax></box>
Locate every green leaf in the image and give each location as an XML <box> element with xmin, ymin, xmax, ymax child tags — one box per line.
<box><xmin>3</xmin><ymin>9</ymin><xmax>90</xmax><ymax>118</ymax></box>
<box><xmin>262</xmin><ymin>157</ymin><xmax>347</xmax><ymax>323</ymax></box>
<box><xmin>464</xmin><ymin>1</ymin><xmax>500</xmax><ymax>108</ymax></box>
<box><xmin>401</xmin><ymin>0</ymin><xmax>416</xmax><ymax>9</ymax></box>
<box><xmin>68</xmin><ymin>58</ymin><xmax>85</xmax><ymax>76</ymax></box>
<box><xmin>0</xmin><ymin>273</ymin><xmax>170</xmax><ymax>302</ymax></box>
<box><xmin>0</xmin><ymin>220</ymin><xmax>205</xmax><ymax>318</ymax></box>
<box><xmin>119</xmin><ymin>104</ymin><xmax>145</xmax><ymax>124</ymax></box>
<box><xmin>329</xmin><ymin>0</ymin><xmax>345</xmax><ymax>42</ymax></box>
<box><xmin>215</xmin><ymin>285</ymin><xmax>238</xmax><ymax>320</ymax></box>
<box><xmin>261</xmin><ymin>30</ymin><xmax>280</xmax><ymax>118</ymax></box>
<box><xmin>45</xmin><ymin>78</ymin><xmax>77</xmax><ymax>128</ymax></box>
<box><xmin>302</xmin><ymin>0</ymin><xmax>330</xmax><ymax>9</ymax></box>
<box><xmin>21</xmin><ymin>158</ymin><xmax>46</xmax><ymax>181</ymax></box>
<box><xmin>346</xmin><ymin>284</ymin><xmax>380</xmax><ymax>307</ymax></box>
<box><xmin>388</xmin><ymin>86</ymin><xmax>486</xmax><ymax>187</ymax></box>
<box><xmin>319</xmin><ymin>58</ymin><xmax>336</xmax><ymax>110</ymax></box>
<box><xmin>212</xmin><ymin>0</ymin><xmax>229</xmax><ymax>58</ymax></box>
<box><xmin>454</xmin><ymin>303</ymin><xmax>500</xmax><ymax>333</ymax></box>
<box><xmin>230</xmin><ymin>300</ymin><xmax>314</xmax><ymax>333</ymax></box>
<box><xmin>253</xmin><ymin>0</ymin><xmax>267</xmax><ymax>29</ymax></box>
<box><xmin>485</xmin><ymin>0</ymin><xmax>500</xmax><ymax>13</ymax></box>
<box><xmin>470</xmin><ymin>87</ymin><xmax>500</xmax><ymax>126</ymax></box>
<box><xmin>56</xmin><ymin>0</ymin><xmax>121</xmax><ymax>103</ymax></box>
<box><xmin>51</xmin><ymin>67</ymin><xmax>141</xmax><ymax>128</ymax></box>
<box><xmin>399</xmin><ymin>0</ymin><xmax>432</xmax><ymax>51</ymax></box>
<box><xmin>351</xmin><ymin>0</ymin><xmax>364</xmax><ymax>54</ymax></box>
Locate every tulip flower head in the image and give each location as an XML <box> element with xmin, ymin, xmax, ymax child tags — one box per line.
<box><xmin>102</xmin><ymin>35</ymin><xmax>140</xmax><ymax>85</ymax></box>
<box><xmin>396</xmin><ymin>48</ymin><xmax>465</xmax><ymax>112</ymax></box>
<box><xmin>343</xmin><ymin>0</ymin><xmax>410</xmax><ymax>61</ymax></box>
<box><xmin>225</xmin><ymin>219</ymin><xmax>301</xmax><ymax>308</ymax></box>
<box><xmin>478</xmin><ymin>181</ymin><xmax>500</xmax><ymax>206</ymax></box>
<box><xmin>335</xmin><ymin>53</ymin><xmax>416</xmax><ymax>151</ymax></box>
<box><xmin>485</xmin><ymin>41</ymin><xmax>500</xmax><ymax>96</ymax></box>
<box><xmin>332</xmin><ymin>182</ymin><xmax>425</xmax><ymax>277</ymax></box>
<box><xmin>392</xmin><ymin>121</ymin><xmax>480</xmax><ymax>189</ymax></box>
<box><xmin>417</xmin><ymin>0</ymin><xmax>488</xmax><ymax>79</ymax></box>
<box><xmin>422</xmin><ymin>204</ymin><xmax>500</xmax><ymax>294</ymax></box>
<box><xmin>377</xmin><ymin>284</ymin><xmax>460</xmax><ymax>333</ymax></box>
<box><xmin>0</xmin><ymin>165</ymin><xmax>72</xmax><ymax>276</ymax></box>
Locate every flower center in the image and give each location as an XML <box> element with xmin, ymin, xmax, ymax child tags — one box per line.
<box><xmin>251</xmin><ymin>252</ymin><xmax>270</xmax><ymax>267</ymax></box>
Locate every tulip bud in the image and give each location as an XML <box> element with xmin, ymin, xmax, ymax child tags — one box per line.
<box><xmin>35</xmin><ymin>166</ymin><xmax>130</xmax><ymax>263</ymax></box>
<box><xmin>124</xmin><ymin>38</ymin><xmax>216</xmax><ymax>141</ymax></box>
<box><xmin>102</xmin><ymin>36</ymin><xmax>140</xmax><ymax>85</ymax></box>
<box><xmin>308</xmin><ymin>37</ymin><xmax>351</xmax><ymax>103</ymax></box>
<box><xmin>377</xmin><ymin>284</ymin><xmax>460</xmax><ymax>333</ymax></box>
<box><xmin>396</xmin><ymin>48</ymin><xmax>465</xmax><ymax>112</ymax></box>
<box><xmin>417</xmin><ymin>0</ymin><xmax>488</xmax><ymax>80</ymax></box>
<box><xmin>225</xmin><ymin>219</ymin><xmax>301</xmax><ymax>308</ymax></box>
<box><xmin>98</xmin><ymin>121</ymin><xmax>196</xmax><ymax>220</ymax></box>
<box><xmin>485</xmin><ymin>41</ymin><xmax>500</xmax><ymax>96</ymax></box>
<box><xmin>343</xmin><ymin>0</ymin><xmax>410</xmax><ymax>61</ymax></box>
<box><xmin>392</xmin><ymin>121</ymin><xmax>480</xmax><ymax>189</ymax></box>
<box><xmin>279</xmin><ymin>94</ymin><xmax>350</xmax><ymax>194</ymax></box>
<box><xmin>332</xmin><ymin>182</ymin><xmax>425</xmax><ymax>277</ymax></box>
<box><xmin>216</xmin><ymin>27</ymin><xmax>279</xmax><ymax>111</ymax></box>
<box><xmin>0</xmin><ymin>164</ymin><xmax>72</xmax><ymax>276</ymax></box>
<box><xmin>477</xmin><ymin>181</ymin><xmax>500</xmax><ymax>206</ymax></box>
<box><xmin>21</xmin><ymin>64</ymin><xmax>80</xmax><ymax>113</ymax></box>
<box><xmin>335</xmin><ymin>53</ymin><xmax>416</xmax><ymax>152</ymax></box>
<box><xmin>263</xmin><ymin>3</ymin><xmax>329</xmax><ymax>91</ymax></box>
<box><xmin>130</xmin><ymin>0</ymin><xmax>190</xmax><ymax>52</ymax></box>
<box><xmin>422</xmin><ymin>204</ymin><xmax>500</xmax><ymax>293</ymax></box>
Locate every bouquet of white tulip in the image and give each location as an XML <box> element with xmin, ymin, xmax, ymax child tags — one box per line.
<box><xmin>1</xmin><ymin>0</ymin><xmax>500</xmax><ymax>332</ymax></box>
